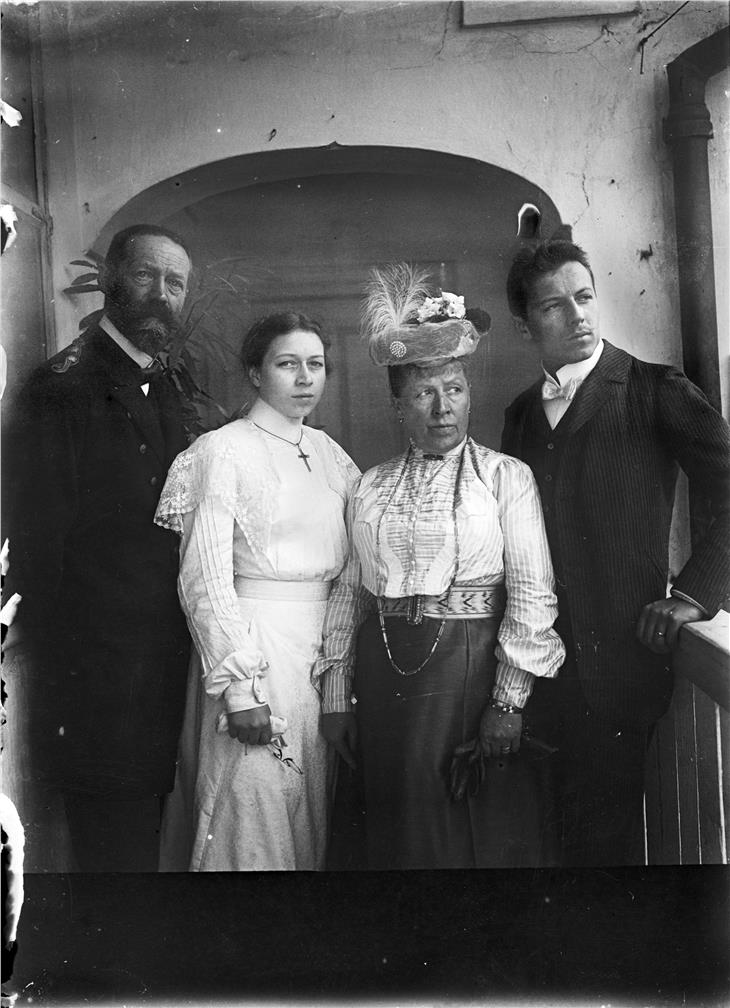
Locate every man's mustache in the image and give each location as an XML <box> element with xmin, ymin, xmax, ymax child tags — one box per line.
<box><xmin>124</xmin><ymin>298</ymin><xmax>179</xmax><ymax>327</ymax></box>
<box><xmin>106</xmin><ymin>282</ymin><xmax>182</xmax><ymax>328</ymax></box>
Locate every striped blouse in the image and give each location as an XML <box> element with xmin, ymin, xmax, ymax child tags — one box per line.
<box><xmin>316</xmin><ymin>438</ymin><xmax>565</xmax><ymax>713</ymax></box>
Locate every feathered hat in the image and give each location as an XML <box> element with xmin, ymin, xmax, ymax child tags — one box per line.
<box><xmin>361</xmin><ymin>263</ymin><xmax>490</xmax><ymax>367</ymax></box>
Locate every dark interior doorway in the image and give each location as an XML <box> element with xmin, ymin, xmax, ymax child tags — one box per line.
<box><xmin>106</xmin><ymin>146</ymin><xmax>563</xmax><ymax>469</ymax></box>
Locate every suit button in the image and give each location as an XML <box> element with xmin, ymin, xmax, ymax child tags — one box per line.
<box><xmin>547</xmin><ymin>443</ymin><xmax>554</xmax><ymax>450</ymax></box>
<box><xmin>545</xmin><ymin>474</ymin><xmax>553</xmax><ymax>482</ymax></box>
<box><xmin>139</xmin><ymin>444</ymin><xmax>147</xmax><ymax>454</ymax></box>
<box><xmin>150</xmin><ymin>476</ymin><xmax>158</xmax><ymax>486</ymax></box>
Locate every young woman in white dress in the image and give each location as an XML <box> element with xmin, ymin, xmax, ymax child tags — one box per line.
<box><xmin>155</xmin><ymin>312</ymin><xmax>360</xmax><ymax>871</ymax></box>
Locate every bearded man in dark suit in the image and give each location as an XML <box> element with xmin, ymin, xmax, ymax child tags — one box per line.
<box><xmin>7</xmin><ymin>224</ymin><xmax>193</xmax><ymax>871</ymax></box>
<box><xmin>501</xmin><ymin>239</ymin><xmax>730</xmax><ymax>866</ymax></box>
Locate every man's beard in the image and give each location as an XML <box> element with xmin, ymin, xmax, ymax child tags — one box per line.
<box><xmin>105</xmin><ymin>284</ymin><xmax>182</xmax><ymax>357</ymax></box>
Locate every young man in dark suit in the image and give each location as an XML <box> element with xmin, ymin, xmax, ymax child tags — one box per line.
<box><xmin>6</xmin><ymin>224</ymin><xmax>194</xmax><ymax>871</ymax></box>
<box><xmin>501</xmin><ymin>239</ymin><xmax>730</xmax><ymax>866</ymax></box>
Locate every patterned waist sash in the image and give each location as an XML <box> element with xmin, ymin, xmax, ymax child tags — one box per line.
<box><xmin>372</xmin><ymin>583</ymin><xmax>506</xmax><ymax>623</ymax></box>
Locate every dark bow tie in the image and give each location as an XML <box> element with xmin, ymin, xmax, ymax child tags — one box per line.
<box><xmin>137</xmin><ymin>358</ymin><xmax>165</xmax><ymax>385</ymax></box>
<box><xmin>422</xmin><ymin>453</ymin><xmax>444</xmax><ymax>461</ymax></box>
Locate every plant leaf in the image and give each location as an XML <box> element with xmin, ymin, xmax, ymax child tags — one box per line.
<box><xmin>64</xmin><ymin>283</ymin><xmax>101</xmax><ymax>294</ymax></box>
<box><xmin>69</xmin><ymin>272</ymin><xmax>100</xmax><ymax>285</ymax></box>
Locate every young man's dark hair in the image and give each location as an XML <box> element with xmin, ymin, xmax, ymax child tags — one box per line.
<box><xmin>506</xmin><ymin>239</ymin><xmax>595</xmax><ymax>319</ymax></box>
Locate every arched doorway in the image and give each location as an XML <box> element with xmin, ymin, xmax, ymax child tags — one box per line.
<box><xmin>103</xmin><ymin>146</ymin><xmax>563</xmax><ymax>468</ymax></box>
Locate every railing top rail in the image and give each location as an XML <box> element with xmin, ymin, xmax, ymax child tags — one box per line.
<box><xmin>675</xmin><ymin>611</ymin><xmax>730</xmax><ymax>710</ymax></box>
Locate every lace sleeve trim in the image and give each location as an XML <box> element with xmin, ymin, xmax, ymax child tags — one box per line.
<box><xmin>155</xmin><ymin>420</ymin><xmax>361</xmax><ymax>560</ymax></box>
<box><xmin>154</xmin><ymin>420</ymin><xmax>277</xmax><ymax>559</ymax></box>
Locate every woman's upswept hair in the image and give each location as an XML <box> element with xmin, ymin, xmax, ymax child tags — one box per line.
<box><xmin>506</xmin><ymin>240</ymin><xmax>595</xmax><ymax>319</ymax></box>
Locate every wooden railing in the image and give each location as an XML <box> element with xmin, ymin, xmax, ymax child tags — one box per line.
<box><xmin>645</xmin><ymin>611</ymin><xmax>729</xmax><ymax>864</ymax></box>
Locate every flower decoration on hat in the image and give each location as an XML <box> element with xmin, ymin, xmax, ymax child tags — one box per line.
<box><xmin>362</xmin><ymin>263</ymin><xmax>490</xmax><ymax>367</ymax></box>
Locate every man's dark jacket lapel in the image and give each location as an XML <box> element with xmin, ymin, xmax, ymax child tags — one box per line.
<box><xmin>89</xmin><ymin>327</ymin><xmax>169</xmax><ymax>465</ymax></box>
<box><xmin>560</xmin><ymin>340</ymin><xmax>631</xmax><ymax>438</ymax></box>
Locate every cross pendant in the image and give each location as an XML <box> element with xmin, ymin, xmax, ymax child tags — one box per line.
<box><xmin>297</xmin><ymin>445</ymin><xmax>312</xmax><ymax>471</ymax></box>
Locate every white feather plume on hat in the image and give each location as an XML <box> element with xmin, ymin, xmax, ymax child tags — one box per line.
<box><xmin>361</xmin><ymin>263</ymin><xmax>431</xmax><ymax>347</ymax></box>
<box><xmin>361</xmin><ymin>262</ymin><xmax>487</xmax><ymax>367</ymax></box>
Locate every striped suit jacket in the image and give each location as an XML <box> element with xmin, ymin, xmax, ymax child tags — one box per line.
<box><xmin>501</xmin><ymin>340</ymin><xmax>730</xmax><ymax>726</ymax></box>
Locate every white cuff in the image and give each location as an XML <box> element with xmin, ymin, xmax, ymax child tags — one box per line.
<box><xmin>321</xmin><ymin>665</ymin><xmax>354</xmax><ymax>714</ymax></box>
<box><xmin>224</xmin><ymin>674</ymin><xmax>268</xmax><ymax>713</ymax></box>
<box><xmin>491</xmin><ymin>665</ymin><xmax>535</xmax><ymax>709</ymax></box>
<box><xmin>670</xmin><ymin>589</ymin><xmax>709</xmax><ymax>617</ymax></box>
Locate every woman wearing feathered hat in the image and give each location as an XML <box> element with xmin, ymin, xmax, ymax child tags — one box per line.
<box><xmin>315</xmin><ymin>265</ymin><xmax>565</xmax><ymax>869</ymax></box>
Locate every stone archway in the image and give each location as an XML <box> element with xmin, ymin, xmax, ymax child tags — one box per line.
<box><xmin>102</xmin><ymin>146</ymin><xmax>564</xmax><ymax>466</ymax></box>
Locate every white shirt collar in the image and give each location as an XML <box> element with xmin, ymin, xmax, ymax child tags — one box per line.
<box><xmin>99</xmin><ymin>314</ymin><xmax>154</xmax><ymax>369</ymax></box>
<box><xmin>247</xmin><ymin>398</ymin><xmax>306</xmax><ymax>440</ymax></box>
<box><xmin>542</xmin><ymin>339</ymin><xmax>604</xmax><ymax>390</ymax></box>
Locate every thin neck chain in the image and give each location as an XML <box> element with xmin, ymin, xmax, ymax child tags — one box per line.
<box><xmin>251</xmin><ymin>421</ymin><xmax>303</xmax><ymax>447</ymax></box>
<box><xmin>375</xmin><ymin>442</ymin><xmax>466</xmax><ymax>676</ymax></box>
<box><xmin>251</xmin><ymin>420</ymin><xmax>312</xmax><ymax>471</ymax></box>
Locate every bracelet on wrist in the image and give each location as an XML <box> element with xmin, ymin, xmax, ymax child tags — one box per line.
<box><xmin>489</xmin><ymin>699</ymin><xmax>523</xmax><ymax>715</ymax></box>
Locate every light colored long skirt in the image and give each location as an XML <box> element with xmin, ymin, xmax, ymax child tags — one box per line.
<box><xmin>159</xmin><ymin>591</ymin><xmax>329</xmax><ymax>871</ymax></box>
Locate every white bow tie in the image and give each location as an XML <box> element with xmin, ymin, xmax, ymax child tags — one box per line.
<box><xmin>542</xmin><ymin>377</ymin><xmax>579</xmax><ymax>402</ymax></box>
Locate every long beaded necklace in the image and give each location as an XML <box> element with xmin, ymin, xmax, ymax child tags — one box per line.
<box><xmin>251</xmin><ymin>421</ymin><xmax>311</xmax><ymax>471</ymax></box>
<box><xmin>375</xmin><ymin>443</ymin><xmax>466</xmax><ymax>677</ymax></box>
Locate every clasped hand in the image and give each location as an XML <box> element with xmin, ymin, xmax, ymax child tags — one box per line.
<box><xmin>227</xmin><ymin>704</ymin><xmax>272</xmax><ymax>746</ymax></box>
<box><xmin>479</xmin><ymin>706</ymin><xmax>522</xmax><ymax>757</ymax></box>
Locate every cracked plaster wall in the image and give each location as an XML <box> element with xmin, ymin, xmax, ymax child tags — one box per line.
<box><xmin>34</xmin><ymin>0</ymin><xmax>728</xmax><ymax>378</ymax></box>
<box><xmin>707</xmin><ymin>67</ymin><xmax>729</xmax><ymax>415</ymax></box>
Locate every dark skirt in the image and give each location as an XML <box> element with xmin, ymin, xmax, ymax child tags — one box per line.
<box><xmin>354</xmin><ymin>613</ymin><xmax>558</xmax><ymax>870</ymax></box>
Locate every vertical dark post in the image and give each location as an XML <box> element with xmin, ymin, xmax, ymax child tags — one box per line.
<box><xmin>663</xmin><ymin>28</ymin><xmax>729</xmax><ymax>413</ymax></box>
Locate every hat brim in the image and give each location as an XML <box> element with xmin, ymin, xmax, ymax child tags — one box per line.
<box><xmin>369</xmin><ymin>318</ymin><xmax>482</xmax><ymax>367</ymax></box>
